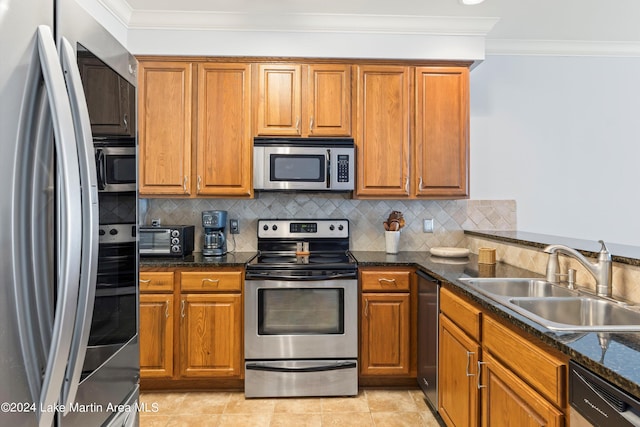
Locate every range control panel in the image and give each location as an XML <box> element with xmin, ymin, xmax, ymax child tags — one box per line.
<box><xmin>257</xmin><ymin>219</ymin><xmax>349</xmax><ymax>239</ymax></box>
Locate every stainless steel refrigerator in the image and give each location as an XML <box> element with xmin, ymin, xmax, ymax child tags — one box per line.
<box><xmin>1</xmin><ymin>0</ymin><xmax>140</xmax><ymax>426</ymax></box>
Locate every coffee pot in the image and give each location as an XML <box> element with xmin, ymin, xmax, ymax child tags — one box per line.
<box><xmin>202</xmin><ymin>210</ymin><xmax>227</xmax><ymax>256</ymax></box>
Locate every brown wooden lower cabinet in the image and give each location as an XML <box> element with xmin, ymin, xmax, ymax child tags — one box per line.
<box><xmin>438</xmin><ymin>314</ymin><xmax>480</xmax><ymax>427</ymax></box>
<box><xmin>359</xmin><ymin>267</ymin><xmax>417</xmax><ymax>385</ymax></box>
<box><xmin>139</xmin><ymin>294</ymin><xmax>174</xmax><ymax>378</ymax></box>
<box><xmin>179</xmin><ymin>293</ymin><xmax>242</xmax><ymax>378</ymax></box>
<box><xmin>481</xmin><ymin>352</ymin><xmax>564</xmax><ymax>427</ymax></box>
<box><xmin>139</xmin><ymin>267</ymin><xmax>244</xmax><ymax>389</ymax></box>
<box><xmin>438</xmin><ymin>286</ymin><xmax>569</xmax><ymax>427</ymax></box>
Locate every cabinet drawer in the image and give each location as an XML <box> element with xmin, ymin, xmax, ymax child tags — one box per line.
<box><xmin>139</xmin><ymin>272</ymin><xmax>174</xmax><ymax>293</ymax></box>
<box><xmin>181</xmin><ymin>271</ymin><xmax>242</xmax><ymax>292</ymax></box>
<box><xmin>361</xmin><ymin>270</ymin><xmax>411</xmax><ymax>291</ymax></box>
<box><xmin>483</xmin><ymin>315</ymin><xmax>567</xmax><ymax>408</ymax></box>
<box><xmin>440</xmin><ymin>287</ymin><xmax>481</xmax><ymax>341</ymax></box>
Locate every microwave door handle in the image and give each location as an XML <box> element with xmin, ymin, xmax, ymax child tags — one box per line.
<box><xmin>326</xmin><ymin>149</ymin><xmax>331</xmax><ymax>189</ymax></box>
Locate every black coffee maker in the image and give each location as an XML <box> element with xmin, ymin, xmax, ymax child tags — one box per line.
<box><xmin>202</xmin><ymin>210</ymin><xmax>227</xmax><ymax>256</ymax></box>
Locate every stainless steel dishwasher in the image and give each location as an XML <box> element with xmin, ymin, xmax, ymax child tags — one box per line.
<box><xmin>570</xmin><ymin>360</ymin><xmax>640</xmax><ymax>426</ymax></box>
<box><xmin>417</xmin><ymin>271</ymin><xmax>440</xmax><ymax>410</ymax></box>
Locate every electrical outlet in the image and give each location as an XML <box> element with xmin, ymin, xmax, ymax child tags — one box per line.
<box><xmin>229</xmin><ymin>219</ymin><xmax>239</xmax><ymax>234</ymax></box>
<box><xmin>423</xmin><ymin>219</ymin><xmax>434</xmax><ymax>233</ymax></box>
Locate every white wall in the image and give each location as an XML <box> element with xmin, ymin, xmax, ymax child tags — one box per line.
<box><xmin>470</xmin><ymin>55</ymin><xmax>640</xmax><ymax>246</ymax></box>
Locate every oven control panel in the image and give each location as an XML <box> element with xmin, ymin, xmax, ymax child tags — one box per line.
<box><xmin>257</xmin><ymin>219</ymin><xmax>349</xmax><ymax>239</ymax></box>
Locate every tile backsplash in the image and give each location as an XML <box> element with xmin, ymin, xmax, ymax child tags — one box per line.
<box><xmin>141</xmin><ymin>195</ymin><xmax>516</xmax><ymax>252</ymax></box>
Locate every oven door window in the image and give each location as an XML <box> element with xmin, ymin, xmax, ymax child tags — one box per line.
<box><xmin>270</xmin><ymin>154</ymin><xmax>325</xmax><ymax>182</ymax></box>
<box><xmin>258</xmin><ymin>288</ymin><xmax>344</xmax><ymax>335</ymax></box>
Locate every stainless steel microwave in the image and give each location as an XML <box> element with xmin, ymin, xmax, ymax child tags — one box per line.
<box><xmin>253</xmin><ymin>137</ymin><xmax>355</xmax><ymax>192</ymax></box>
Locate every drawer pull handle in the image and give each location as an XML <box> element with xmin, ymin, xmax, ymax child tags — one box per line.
<box><xmin>139</xmin><ymin>279</ymin><xmax>151</xmax><ymax>284</ymax></box>
<box><xmin>181</xmin><ymin>300</ymin><xmax>185</xmax><ymax>318</ymax></box>
<box><xmin>165</xmin><ymin>301</ymin><xmax>170</xmax><ymax>319</ymax></box>
<box><xmin>378</xmin><ymin>278</ymin><xmax>397</xmax><ymax>286</ymax></box>
<box><xmin>465</xmin><ymin>351</ymin><xmax>475</xmax><ymax>377</ymax></box>
<box><xmin>201</xmin><ymin>278</ymin><xmax>220</xmax><ymax>287</ymax></box>
<box><xmin>477</xmin><ymin>361</ymin><xmax>488</xmax><ymax>389</ymax></box>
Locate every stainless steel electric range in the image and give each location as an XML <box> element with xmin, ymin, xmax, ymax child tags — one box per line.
<box><xmin>244</xmin><ymin>219</ymin><xmax>358</xmax><ymax>398</ymax></box>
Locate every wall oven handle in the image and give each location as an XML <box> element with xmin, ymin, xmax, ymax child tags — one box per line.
<box><xmin>246</xmin><ymin>361</ymin><xmax>357</xmax><ymax>373</ymax></box>
<box><xmin>59</xmin><ymin>36</ymin><xmax>100</xmax><ymax>412</ymax></box>
<box><xmin>35</xmin><ymin>26</ymin><xmax>83</xmax><ymax>427</ymax></box>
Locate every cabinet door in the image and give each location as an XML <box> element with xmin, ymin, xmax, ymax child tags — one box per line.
<box><xmin>305</xmin><ymin>64</ymin><xmax>352</xmax><ymax>136</ymax></box>
<box><xmin>356</xmin><ymin>65</ymin><xmax>411</xmax><ymax>197</ymax></box>
<box><xmin>180</xmin><ymin>294</ymin><xmax>242</xmax><ymax>378</ymax></box>
<box><xmin>439</xmin><ymin>314</ymin><xmax>480</xmax><ymax>427</ymax></box>
<box><xmin>77</xmin><ymin>55</ymin><xmax>135</xmax><ymax>137</ymax></box>
<box><xmin>138</xmin><ymin>61</ymin><xmax>192</xmax><ymax>195</ymax></box>
<box><xmin>255</xmin><ymin>64</ymin><xmax>302</xmax><ymax>136</ymax></box>
<box><xmin>197</xmin><ymin>63</ymin><xmax>252</xmax><ymax>196</ymax></box>
<box><xmin>139</xmin><ymin>294</ymin><xmax>174</xmax><ymax>378</ymax></box>
<box><xmin>481</xmin><ymin>353</ymin><xmax>564</xmax><ymax>427</ymax></box>
<box><xmin>415</xmin><ymin>67</ymin><xmax>469</xmax><ymax>198</ymax></box>
<box><xmin>360</xmin><ymin>292</ymin><xmax>410</xmax><ymax>376</ymax></box>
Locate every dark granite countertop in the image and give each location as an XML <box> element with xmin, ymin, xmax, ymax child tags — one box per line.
<box><xmin>140</xmin><ymin>247</ymin><xmax>640</xmax><ymax>399</ymax></box>
<box><xmin>352</xmin><ymin>250</ymin><xmax>640</xmax><ymax>400</ymax></box>
<box><xmin>466</xmin><ymin>230</ymin><xmax>640</xmax><ymax>267</ymax></box>
<box><xmin>140</xmin><ymin>251</ymin><xmax>257</xmax><ymax>268</ymax></box>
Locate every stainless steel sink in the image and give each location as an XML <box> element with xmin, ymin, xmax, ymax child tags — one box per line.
<box><xmin>508</xmin><ymin>297</ymin><xmax>640</xmax><ymax>332</ymax></box>
<box><xmin>459</xmin><ymin>278</ymin><xmax>577</xmax><ymax>298</ymax></box>
<box><xmin>459</xmin><ymin>277</ymin><xmax>640</xmax><ymax>332</ymax></box>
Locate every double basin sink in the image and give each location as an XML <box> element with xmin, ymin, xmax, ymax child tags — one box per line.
<box><xmin>459</xmin><ymin>277</ymin><xmax>640</xmax><ymax>332</ymax></box>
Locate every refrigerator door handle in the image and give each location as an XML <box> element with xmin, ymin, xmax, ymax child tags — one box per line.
<box><xmin>36</xmin><ymin>25</ymin><xmax>83</xmax><ymax>427</ymax></box>
<box><xmin>58</xmin><ymin>36</ymin><xmax>100</xmax><ymax>412</ymax></box>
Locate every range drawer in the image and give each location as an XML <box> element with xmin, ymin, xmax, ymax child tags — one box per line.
<box><xmin>139</xmin><ymin>271</ymin><xmax>174</xmax><ymax>293</ymax></box>
<box><xmin>181</xmin><ymin>270</ymin><xmax>242</xmax><ymax>292</ymax></box>
<box><xmin>440</xmin><ymin>287</ymin><xmax>481</xmax><ymax>341</ymax></box>
<box><xmin>361</xmin><ymin>270</ymin><xmax>411</xmax><ymax>292</ymax></box>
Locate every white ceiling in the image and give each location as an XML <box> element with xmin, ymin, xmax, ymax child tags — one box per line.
<box><xmin>105</xmin><ymin>0</ymin><xmax>640</xmax><ymax>56</ymax></box>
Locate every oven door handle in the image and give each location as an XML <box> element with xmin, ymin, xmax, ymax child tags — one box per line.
<box><xmin>245</xmin><ymin>272</ymin><xmax>356</xmax><ymax>281</ymax></box>
<box><xmin>246</xmin><ymin>361</ymin><xmax>357</xmax><ymax>373</ymax></box>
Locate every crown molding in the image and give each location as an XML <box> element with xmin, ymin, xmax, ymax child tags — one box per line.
<box><xmin>130</xmin><ymin>12</ymin><xmax>498</xmax><ymax>36</ymax></box>
<box><xmin>98</xmin><ymin>0</ymin><xmax>133</xmax><ymax>26</ymax></box>
<box><xmin>99</xmin><ymin>2</ymin><xmax>498</xmax><ymax>37</ymax></box>
<box><xmin>486</xmin><ymin>39</ymin><xmax>640</xmax><ymax>57</ymax></box>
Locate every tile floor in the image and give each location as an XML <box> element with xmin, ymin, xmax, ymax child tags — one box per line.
<box><xmin>139</xmin><ymin>389</ymin><xmax>441</xmax><ymax>427</ymax></box>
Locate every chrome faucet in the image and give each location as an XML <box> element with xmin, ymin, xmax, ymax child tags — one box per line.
<box><xmin>543</xmin><ymin>240</ymin><xmax>612</xmax><ymax>297</ymax></box>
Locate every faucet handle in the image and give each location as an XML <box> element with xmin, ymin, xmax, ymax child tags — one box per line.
<box><xmin>598</xmin><ymin>240</ymin><xmax>612</xmax><ymax>261</ymax></box>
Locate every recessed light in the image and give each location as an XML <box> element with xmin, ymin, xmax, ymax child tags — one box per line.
<box><xmin>460</xmin><ymin>0</ymin><xmax>485</xmax><ymax>5</ymax></box>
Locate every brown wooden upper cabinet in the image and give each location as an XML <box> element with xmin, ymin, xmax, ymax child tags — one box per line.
<box><xmin>138</xmin><ymin>61</ymin><xmax>193</xmax><ymax>195</ymax></box>
<box><xmin>255</xmin><ymin>63</ymin><xmax>352</xmax><ymax>137</ymax></box>
<box><xmin>78</xmin><ymin>53</ymin><xmax>135</xmax><ymax>138</ymax></box>
<box><xmin>196</xmin><ymin>63</ymin><xmax>252</xmax><ymax>197</ymax></box>
<box><xmin>355</xmin><ymin>65</ymin><xmax>411</xmax><ymax>197</ymax></box>
<box><xmin>414</xmin><ymin>67</ymin><xmax>469</xmax><ymax>198</ymax></box>
<box><xmin>356</xmin><ymin>65</ymin><xmax>469</xmax><ymax>199</ymax></box>
<box><xmin>138</xmin><ymin>60</ymin><xmax>252</xmax><ymax>197</ymax></box>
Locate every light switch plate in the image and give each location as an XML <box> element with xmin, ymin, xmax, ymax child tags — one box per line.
<box><xmin>423</xmin><ymin>219</ymin><xmax>434</xmax><ymax>233</ymax></box>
